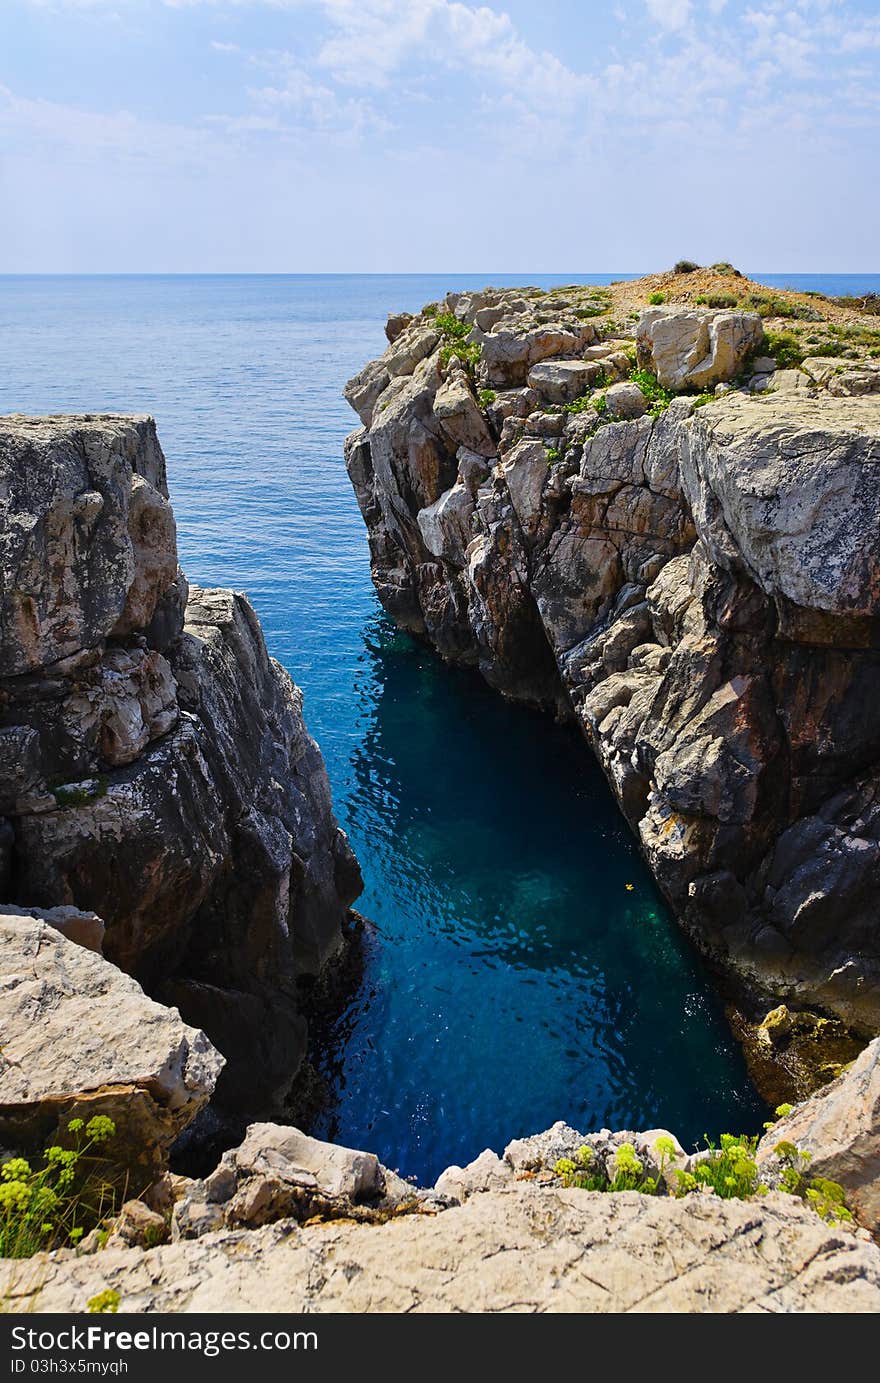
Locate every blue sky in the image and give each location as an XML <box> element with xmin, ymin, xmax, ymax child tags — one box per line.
<box><xmin>1</xmin><ymin>0</ymin><xmax>878</xmax><ymax>271</ymax></box>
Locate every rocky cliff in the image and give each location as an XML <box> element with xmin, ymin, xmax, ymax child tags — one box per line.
<box><xmin>344</xmin><ymin>271</ymin><xmax>880</xmax><ymax>1038</ymax></box>
<box><xmin>0</xmin><ymin>414</ymin><xmax>362</xmax><ymax>1116</ymax></box>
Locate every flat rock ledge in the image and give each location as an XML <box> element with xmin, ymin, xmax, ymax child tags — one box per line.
<box><xmin>4</xmin><ymin>1187</ymin><xmax>879</xmax><ymax>1314</ymax></box>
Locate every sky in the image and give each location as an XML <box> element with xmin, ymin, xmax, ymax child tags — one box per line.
<box><xmin>0</xmin><ymin>0</ymin><xmax>878</xmax><ymax>271</ymax></box>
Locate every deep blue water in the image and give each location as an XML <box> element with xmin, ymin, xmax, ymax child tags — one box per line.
<box><xmin>4</xmin><ymin>272</ymin><xmax>871</xmax><ymax>1182</ymax></box>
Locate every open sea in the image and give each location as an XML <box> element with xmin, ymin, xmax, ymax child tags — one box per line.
<box><xmin>3</xmin><ymin>271</ymin><xmax>873</xmax><ymax>1182</ymax></box>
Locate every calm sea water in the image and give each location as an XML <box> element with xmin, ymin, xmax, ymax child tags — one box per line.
<box><xmin>4</xmin><ymin>271</ymin><xmax>872</xmax><ymax>1182</ymax></box>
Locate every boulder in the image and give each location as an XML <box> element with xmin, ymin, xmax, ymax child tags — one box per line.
<box><xmin>434</xmin><ymin>1149</ymin><xmax>514</xmax><ymax>1201</ymax></box>
<box><xmin>385</xmin><ymin>311</ymin><xmax>413</xmax><ymax>344</ymax></box>
<box><xmin>526</xmin><ymin>359</ymin><xmax>602</xmax><ymax>403</ymax></box>
<box><xmin>479</xmin><ymin>323</ymin><xmax>598</xmax><ymax>388</ymax></box>
<box><xmin>170</xmin><ymin>1124</ymin><xmax>384</xmax><ymax>1236</ymax></box>
<box><xmin>636</xmin><ymin>307</ymin><xmax>764</xmax><ymax>390</ymax></box>
<box><xmin>604</xmin><ymin>381</ymin><xmax>648</xmax><ymax>420</ymax></box>
<box><xmin>757</xmin><ymin>1037</ymin><xmax>880</xmax><ymax>1233</ymax></box>
<box><xmin>0</xmin><ymin>911</ymin><xmax>223</xmax><ymax>1183</ymax></box>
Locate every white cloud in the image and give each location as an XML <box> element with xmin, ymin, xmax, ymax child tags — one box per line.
<box><xmin>645</xmin><ymin>0</ymin><xmax>692</xmax><ymax>30</ymax></box>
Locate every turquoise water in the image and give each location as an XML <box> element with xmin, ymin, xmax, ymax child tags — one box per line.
<box><xmin>6</xmin><ymin>272</ymin><xmax>869</xmax><ymax>1181</ymax></box>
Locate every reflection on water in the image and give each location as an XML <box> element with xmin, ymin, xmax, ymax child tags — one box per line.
<box><xmin>0</xmin><ymin>272</ymin><xmax>766</xmax><ymax>1187</ymax></box>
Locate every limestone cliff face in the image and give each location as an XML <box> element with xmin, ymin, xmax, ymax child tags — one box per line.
<box><xmin>0</xmin><ymin>415</ymin><xmax>362</xmax><ymax>1112</ymax></box>
<box><xmin>345</xmin><ymin>287</ymin><xmax>880</xmax><ymax>1031</ymax></box>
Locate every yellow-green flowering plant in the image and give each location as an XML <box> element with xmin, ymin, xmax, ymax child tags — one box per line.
<box><xmin>0</xmin><ymin>1116</ymin><xmax>118</xmax><ymax>1259</ymax></box>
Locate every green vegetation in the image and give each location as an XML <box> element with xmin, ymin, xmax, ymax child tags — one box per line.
<box><xmin>674</xmin><ymin>260</ymin><xmax>701</xmax><ymax>274</ymax></box>
<box><xmin>744</xmin><ymin>293</ymin><xmax>822</xmax><ymax>322</ymax></box>
<box><xmin>0</xmin><ymin>1117</ymin><xmax>118</xmax><ymax>1259</ymax></box>
<box><xmin>593</xmin><ymin>392</ymin><xmax>608</xmax><ymax>416</ymax></box>
<box><xmin>52</xmin><ymin>776</ymin><xmax>108</xmax><ymax>809</ymax></box>
<box><xmin>478</xmin><ymin>388</ymin><xmax>497</xmax><ymax>408</ymax></box>
<box><xmin>705</xmin><ymin>292</ymin><xmax>738</xmax><ymax>309</ymax></box>
<box><xmin>692</xmin><ymin>392</ymin><xmax>714</xmax><ymax>408</ymax></box>
<box><xmin>832</xmin><ymin>294</ymin><xmax>880</xmax><ymax>317</ymax></box>
<box><xmin>87</xmin><ymin>1290</ymin><xmax>120</xmax><ymax>1314</ymax></box>
<box><xmin>694</xmin><ymin>295</ymin><xmax>708</xmax><ymax>305</ymax></box>
<box><xmin>628</xmin><ymin>368</ymin><xmax>674</xmax><ymax>416</ymax></box>
<box><xmin>553</xmin><ymin>1125</ymin><xmax>853</xmax><ymax>1227</ymax></box>
<box><xmin>545</xmin><ymin>447</ymin><xmax>561</xmax><ymax>464</ymax></box>
<box><xmin>763</xmin><ymin>329</ymin><xmax>805</xmax><ymax>369</ymax></box>
<box><xmin>564</xmin><ymin>392</ymin><xmax>600</xmax><ymax>416</ymax></box>
<box><xmin>648</xmin><ymin>291</ymin><xmax>665</xmax><ymax>305</ymax></box>
<box><xmin>434</xmin><ymin>312</ymin><xmax>481</xmax><ymax>372</ymax></box>
<box><xmin>711</xmin><ymin>262</ymin><xmax>740</xmax><ymax>276</ymax></box>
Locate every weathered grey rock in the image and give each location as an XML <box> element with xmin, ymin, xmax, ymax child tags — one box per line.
<box><xmin>526</xmin><ymin>359</ymin><xmax>601</xmax><ymax>403</ymax></box>
<box><xmin>5</xmin><ymin>1184</ymin><xmax>879</xmax><ymax>1314</ymax></box>
<box><xmin>385</xmin><ymin>311</ymin><xmax>413</xmax><ymax>344</ymax></box>
<box><xmin>343</xmin><ymin>358</ymin><xmax>391</xmax><ymax>428</ymax></box>
<box><xmin>0</xmin><ymin>414</ymin><xmax>363</xmax><ymax>1114</ymax></box>
<box><xmin>433</xmin><ymin>368</ymin><xmax>495</xmax><ymax>456</ymax></box>
<box><xmin>636</xmin><ymin>307</ymin><xmax>764</xmax><ymax>390</ymax></box>
<box><xmin>228</xmin><ymin>1123</ymin><xmax>381</xmax><ymax>1201</ymax></box>
<box><xmin>170</xmin><ymin>1124</ymin><xmax>385</xmax><ymax>1237</ymax></box>
<box><xmin>604</xmin><ymin>381</ymin><xmax>648</xmax><ymax>419</ymax></box>
<box><xmin>802</xmin><ymin>356</ymin><xmax>880</xmax><ymax>396</ymax></box>
<box><xmin>678</xmin><ymin>393</ymin><xmax>880</xmax><ymax>619</ymax></box>
<box><xmin>106</xmin><ymin>1199</ymin><xmax>167</xmax><ymax>1249</ymax></box>
<box><xmin>757</xmin><ymin>1037</ymin><xmax>880</xmax><ymax>1232</ymax></box>
<box><xmin>0</xmin><ymin>911</ymin><xmax>222</xmax><ymax>1182</ymax></box>
<box><xmin>344</xmin><ymin>290</ymin><xmax>880</xmax><ymax>1031</ymax></box>
<box><xmin>477</xmin><ymin>322</ymin><xmax>598</xmax><ymax>388</ymax></box>
<box><xmin>434</xmin><ymin>1148</ymin><xmax>515</xmax><ymax>1201</ymax></box>
<box><xmin>0</xmin><ymin>415</ymin><xmax>176</xmax><ymax>676</ymax></box>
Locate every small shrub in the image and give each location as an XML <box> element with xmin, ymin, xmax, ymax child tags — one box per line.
<box><xmin>52</xmin><ymin>776</ymin><xmax>108</xmax><ymax>809</ymax></box>
<box><xmin>685</xmin><ymin>1135</ymin><xmax>762</xmax><ymax>1200</ymax></box>
<box><xmin>694</xmin><ymin>295</ymin><xmax>708</xmax><ymax>305</ymax></box>
<box><xmin>674</xmin><ymin>260</ymin><xmax>701</xmax><ymax>274</ymax></box>
<box><xmin>545</xmin><ymin>447</ymin><xmax>561</xmax><ymax>464</ymax></box>
<box><xmin>552</xmin><ymin>1129</ymin><xmax>855</xmax><ymax>1228</ymax></box>
<box><xmin>564</xmin><ymin>394</ymin><xmax>597</xmax><ymax>416</ymax></box>
<box><xmin>0</xmin><ymin>1118</ymin><xmax>118</xmax><ymax>1259</ymax></box>
<box><xmin>648</xmin><ymin>291</ymin><xmax>665</xmax><ymax>305</ymax></box>
<box><xmin>764</xmin><ymin>330</ymin><xmax>805</xmax><ymax>369</ymax></box>
<box><xmin>711</xmin><ymin>262</ymin><xmax>740</xmax><ymax>277</ymax></box>
<box><xmin>478</xmin><ymin>388</ymin><xmax>497</xmax><ymax>408</ymax></box>
<box><xmin>434</xmin><ymin>312</ymin><xmax>481</xmax><ymax>373</ymax></box>
<box><xmin>87</xmin><ymin>1289</ymin><xmax>120</xmax><ymax>1314</ymax></box>
<box><xmin>628</xmin><ymin>368</ymin><xmax>674</xmax><ymax>412</ymax></box>
<box><xmin>593</xmin><ymin>392</ymin><xmax>607</xmax><ymax>415</ymax></box>
<box><xmin>692</xmin><ymin>392</ymin><xmax>713</xmax><ymax>408</ymax></box>
<box><xmin>705</xmin><ymin>293</ymin><xmax>738</xmax><ymax>309</ymax></box>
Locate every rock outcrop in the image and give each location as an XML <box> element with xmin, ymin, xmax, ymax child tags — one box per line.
<box><xmin>0</xmin><ymin>415</ymin><xmax>362</xmax><ymax>1115</ymax></box>
<box><xmin>636</xmin><ymin>305</ymin><xmax>764</xmax><ymax>389</ymax></box>
<box><xmin>0</xmin><ymin>910</ymin><xmax>222</xmax><ymax>1183</ymax></box>
<box><xmin>757</xmin><ymin>1036</ymin><xmax>880</xmax><ymax>1233</ymax></box>
<box><xmin>344</xmin><ymin>283</ymin><xmax>880</xmax><ymax>1033</ymax></box>
<box><xmin>5</xmin><ymin>1184</ymin><xmax>879</xmax><ymax>1314</ymax></box>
